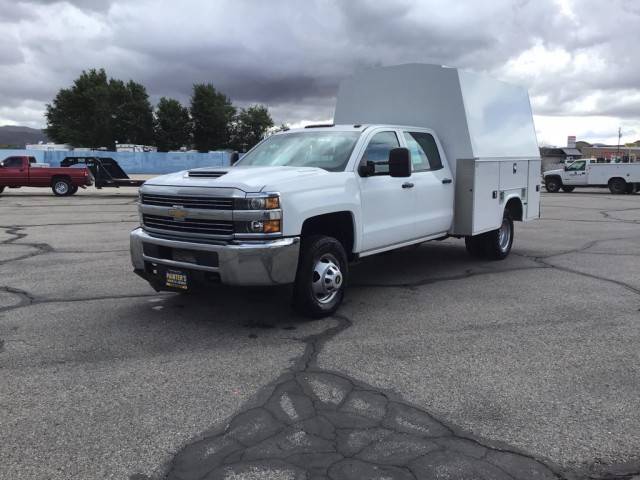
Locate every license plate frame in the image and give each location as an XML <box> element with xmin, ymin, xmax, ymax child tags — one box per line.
<box><xmin>165</xmin><ymin>269</ymin><xmax>188</xmax><ymax>290</ymax></box>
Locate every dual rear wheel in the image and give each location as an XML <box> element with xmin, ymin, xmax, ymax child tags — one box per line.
<box><xmin>465</xmin><ymin>211</ymin><xmax>514</xmax><ymax>260</ymax></box>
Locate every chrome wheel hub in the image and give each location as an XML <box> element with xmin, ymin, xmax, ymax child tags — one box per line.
<box><xmin>55</xmin><ymin>182</ymin><xmax>68</xmax><ymax>195</ymax></box>
<box><xmin>311</xmin><ymin>254</ymin><xmax>343</xmax><ymax>304</ymax></box>
<box><xmin>498</xmin><ymin>218</ymin><xmax>511</xmax><ymax>252</ymax></box>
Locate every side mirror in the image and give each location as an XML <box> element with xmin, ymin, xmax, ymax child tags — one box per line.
<box><xmin>230</xmin><ymin>151</ymin><xmax>240</xmax><ymax>165</ymax></box>
<box><xmin>564</xmin><ymin>165</ymin><xmax>568</xmax><ymax>171</ymax></box>
<box><xmin>389</xmin><ymin>148</ymin><xmax>411</xmax><ymax>177</ymax></box>
<box><xmin>358</xmin><ymin>161</ymin><xmax>375</xmax><ymax>177</ymax></box>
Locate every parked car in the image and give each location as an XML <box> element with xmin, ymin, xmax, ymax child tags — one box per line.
<box><xmin>130</xmin><ymin>64</ymin><xmax>541</xmax><ymax>317</ymax></box>
<box><xmin>544</xmin><ymin>158</ymin><xmax>640</xmax><ymax>194</ymax></box>
<box><xmin>0</xmin><ymin>155</ymin><xmax>92</xmax><ymax>196</ymax></box>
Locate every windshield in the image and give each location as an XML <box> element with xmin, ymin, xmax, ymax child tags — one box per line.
<box><xmin>236</xmin><ymin>131</ymin><xmax>360</xmax><ymax>172</ymax></box>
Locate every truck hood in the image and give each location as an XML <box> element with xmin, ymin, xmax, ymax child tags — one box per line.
<box><xmin>543</xmin><ymin>168</ymin><xmax>563</xmax><ymax>176</ymax></box>
<box><xmin>144</xmin><ymin>166</ymin><xmax>326</xmax><ymax>192</ymax></box>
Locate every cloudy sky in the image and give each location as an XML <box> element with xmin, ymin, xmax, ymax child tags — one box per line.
<box><xmin>0</xmin><ymin>0</ymin><xmax>639</xmax><ymax>146</ymax></box>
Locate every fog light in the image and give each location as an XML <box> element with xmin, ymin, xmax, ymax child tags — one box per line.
<box><xmin>250</xmin><ymin>220</ymin><xmax>264</xmax><ymax>232</ymax></box>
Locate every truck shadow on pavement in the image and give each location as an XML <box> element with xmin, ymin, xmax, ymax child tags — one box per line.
<box><xmin>138</xmin><ymin>243</ymin><xmax>597</xmax><ymax>480</ymax></box>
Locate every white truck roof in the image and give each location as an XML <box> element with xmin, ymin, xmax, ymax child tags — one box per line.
<box><xmin>333</xmin><ymin>63</ymin><xmax>540</xmax><ymax>175</ymax></box>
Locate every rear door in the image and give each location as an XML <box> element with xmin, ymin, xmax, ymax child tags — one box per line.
<box><xmin>0</xmin><ymin>156</ymin><xmax>27</xmax><ymax>186</ymax></box>
<box><xmin>400</xmin><ymin>130</ymin><xmax>454</xmax><ymax>236</ymax></box>
<box><xmin>357</xmin><ymin>129</ymin><xmax>417</xmax><ymax>252</ymax></box>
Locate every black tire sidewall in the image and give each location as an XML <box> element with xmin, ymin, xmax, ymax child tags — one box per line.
<box><xmin>609</xmin><ymin>179</ymin><xmax>626</xmax><ymax>194</ymax></box>
<box><xmin>485</xmin><ymin>212</ymin><xmax>514</xmax><ymax>260</ymax></box>
<box><xmin>293</xmin><ymin>235</ymin><xmax>348</xmax><ymax>318</ymax></box>
<box><xmin>545</xmin><ymin>177</ymin><xmax>560</xmax><ymax>193</ymax></box>
<box><xmin>52</xmin><ymin>179</ymin><xmax>71</xmax><ymax>196</ymax></box>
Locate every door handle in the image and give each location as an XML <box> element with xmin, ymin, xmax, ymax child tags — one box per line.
<box><xmin>442</xmin><ymin>178</ymin><xmax>452</xmax><ymax>184</ymax></box>
<box><xmin>402</xmin><ymin>182</ymin><xmax>414</xmax><ymax>189</ymax></box>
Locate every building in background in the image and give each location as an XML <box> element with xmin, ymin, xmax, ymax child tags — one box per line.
<box><xmin>540</xmin><ymin>136</ymin><xmax>583</xmax><ymax>170</ymax></box>
<box><xmin>115</xmin><ymin>143</ymin><xmax>157</xmax><ymax>153</ymax></box>
<box><xmin>25</xmin><ymin>142</ymin><xmax>72</xmax><ymax>150</ymax></box>
<box><xmin>579</xmin><ymin>144</ymin><xmax>640</xmax><ymax>163</ymax></box>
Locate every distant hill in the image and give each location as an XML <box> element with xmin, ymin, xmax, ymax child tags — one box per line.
<box><xmin>0</xmin><ymin>125</ymin><xmax>49</xmax><ymax>148</ymax></box>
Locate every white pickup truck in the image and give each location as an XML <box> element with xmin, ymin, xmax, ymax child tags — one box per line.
<box><xmin>130</xmin><ymin>64</ymin><xmax>541</xmax><ymax>317</ymax></box>
<box><xmin>544</xmin><ymin>158</ymin><xmax>640</xmax><ymax>194</ymax></box>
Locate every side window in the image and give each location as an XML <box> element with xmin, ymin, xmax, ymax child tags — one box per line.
<box><xmin>567</xmin><ymin>161</ymin><xmax>585</xmax><ymax>171</ymax></box>
<box><xmin>362</xmin><ymin>131</ymin><xmax>399</xmax><ymax>174</ymax></box>
<box><xmin>2</xmin><ymin>157</ymin><xmax>23</xmax><ymax>168</ymax></box>
<box><xmin>404</xmin><ymin>132</ymin><xmax>443</xmax><ymax>171</ymax></box>
<box><xmin>403</xmin><ymin>132</ymin><xmax>431</xmax><ymax>171</ymax></box>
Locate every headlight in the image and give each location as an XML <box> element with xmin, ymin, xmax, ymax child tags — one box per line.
<box><xmin>236</xmin><ymin>193</ymin><xmax>280</xmax><ymax>210</ymax></box>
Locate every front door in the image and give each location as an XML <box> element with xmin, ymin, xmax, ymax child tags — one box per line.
<box><xmin>401</xmin><ymin>131</ymin><xmax>454</xmax><ymax>236</ymax></box>
<box><xmin>0</xmin><ymin>157</ymin><xmax>26</xmax><ymax>186</ymax></box>
<box><xmin>563</xmin><ymin>160</ymin><xmax>587</xmax><ymax>185</ymax></box>
<box><xmin>357</xmin><ymin>130</ymin><xmax>417</xmax><ymax>252</ymax></box>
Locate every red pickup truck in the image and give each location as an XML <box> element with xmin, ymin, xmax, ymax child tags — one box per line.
<box><xmin>0</xmin><ymin>155</ymin><xmax>92</xmax><ymax>196</ymax></box>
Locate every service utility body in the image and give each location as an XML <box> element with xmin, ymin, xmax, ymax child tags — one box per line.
<box><xmin>130</xmin><ymin>64</ymin><xmax>541</xmax><ymax>317</ymax></box>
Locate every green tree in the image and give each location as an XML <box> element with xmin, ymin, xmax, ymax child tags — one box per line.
<box><xmin>45</xmin><ymin>69</ymin><xmax>112</xmax><ymax>148</ymax></box>
<box><xmin>230</xmin><ymin>105</ymin><xmax>275</xmax><ymax>152</ymax></box>
<box><xmin>111</xmin><ymin>80</ymin><xmax>154</xmax><ymax>146</ymax></box>
<box><xmin>190</xmin><ymin>83</ymin><xmax>236</xmax><ymax>152</ymax></box>
<box><xmin>154</xmin><ymin>97</ymin><xmax>192</xmax><ymax>152</ymax></box>
<box><xmin>45</xmin><ymin>69</ymin><xmax>154</xmax><ymax>150</ymax></box>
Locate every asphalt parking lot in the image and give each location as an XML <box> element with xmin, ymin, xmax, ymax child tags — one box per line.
<box><xmin>1</xmin><ymin>187</ymin><xmax>639</xmax><ymax>480</ymax></box>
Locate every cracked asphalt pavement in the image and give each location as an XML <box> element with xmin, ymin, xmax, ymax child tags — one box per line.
<box><xmin>1</xmin><ymin>188</ymin><xmax>639</xmax><ymax>480</ymax></box>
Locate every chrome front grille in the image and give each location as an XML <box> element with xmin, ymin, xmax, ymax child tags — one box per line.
<box><xmin>142</xmin><ymin>214</ymin><xmax>234</xmax><ymax>237</ymax></box>
<box><xmin>141</xmin><ymin>193</ymin><xmax>233</xmax><ymax>210</ymax></box>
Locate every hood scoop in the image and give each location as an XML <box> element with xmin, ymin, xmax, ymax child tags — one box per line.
<box><xmin>187</xmin><ymin>170</ymin><xmax>227</xmax><ymax>178</ymax></box>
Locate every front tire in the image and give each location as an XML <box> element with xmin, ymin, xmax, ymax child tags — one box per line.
<box><xmin>545</xmin><ymin>177</ymin><xmax>561</xmax><ymax>193</ymax></box>
<box><xmin>293</xmin><ymin>235</ymin><xmax>348</xmax><ymax>318</ymax></box>
<box><xmin>0</xmin><ymin>186</ymin><xmax>4</xmax><ymax>195</ymax></box>
<box><xmin>52</xmin><ymin>178</ymin><xmax>71</xmax><ymax>196</ymax></box>
<box><xmin>68</xmin><ymin>185</ymin><xmax>78</xmax><ymax>195</ymax></box>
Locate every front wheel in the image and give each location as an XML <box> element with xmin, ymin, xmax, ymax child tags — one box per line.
<box><xmin>52</xmin><ymin>178</ymin><xmax>71</xmax><ymax>196</ymax></box>
<box><xmin>293</xmin><ymin>235</ymin><xmax>348</xmax><ymax>318</ymax></box>
<box><xmin>545</xmin><ymin>177</ymin><xmax>561</xmax><ymax>193</ymax></box>
<box><xmin>68</xmin><ymin>185</ymin><xmax>79</xmax><ymax>195</ymax></box>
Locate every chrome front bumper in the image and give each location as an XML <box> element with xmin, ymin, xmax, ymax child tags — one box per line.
<box><xmin>130</xmin><ymin>228</ymin><xmax>300</xmax><ymax>286</ymax></box>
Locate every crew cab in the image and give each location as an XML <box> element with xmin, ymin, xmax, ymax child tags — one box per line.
<box><xmin>0</xmin><ymin>155</ymin><xmax>92</xmax><ymax>196</ymax></box>
<box><xmin>544</xmin><ymin>158</ymin><xmax>640</xmax><ymax>194</ymax></box>
<box><xmin>130</xmin><ymin>64</ymin><xmax>541</xmax><ymax>317</ymax></box>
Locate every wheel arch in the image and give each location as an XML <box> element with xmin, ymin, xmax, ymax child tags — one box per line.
<box><xmin>300</xmin><ymin>211</ymin><xmax>356</xmax><ymax>260</ymax></box>
<box><xmin>50</xmin><ymin>174</ymin><xmax>72</xmax><ymax>184</ymax></box>
<box><xmin>505</xmin><ymin>196</ymin><xmax>524</xmax><ymax>222</ymax></box>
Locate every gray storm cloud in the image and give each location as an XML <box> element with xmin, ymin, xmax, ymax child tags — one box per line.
<box><xmin>0</xmin><ymin>0</ymin><xmax>639</xmax><ymax>143</ymax></box>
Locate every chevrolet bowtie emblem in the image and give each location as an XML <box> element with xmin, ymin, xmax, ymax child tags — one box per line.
<box><xmin>168</xmin><ymin>205</ymin><xmax>188</xmax><ymax>221</ymax></box>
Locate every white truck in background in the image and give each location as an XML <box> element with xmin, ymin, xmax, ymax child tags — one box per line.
<box><xmin>544</xmin><ymin>158</ymin><xmax>640</xmax><ymax>194</ymax></box>
<box><xmin>130</xmin><ymin>64</ymin><xmax>541</xmax><ymax>317</ymax></box>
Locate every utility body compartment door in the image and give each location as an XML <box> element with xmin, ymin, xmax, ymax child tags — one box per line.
<box><xmin>526</xmin><ymin>160</ymin><xmax>541</xmax><ymax>219</ymax></box>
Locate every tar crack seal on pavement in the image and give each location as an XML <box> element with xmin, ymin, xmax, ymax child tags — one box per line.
<box><xmin>162</xmin><ymin>315</ymin><xmax>565</xmax><ymax>480</ymax></box>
